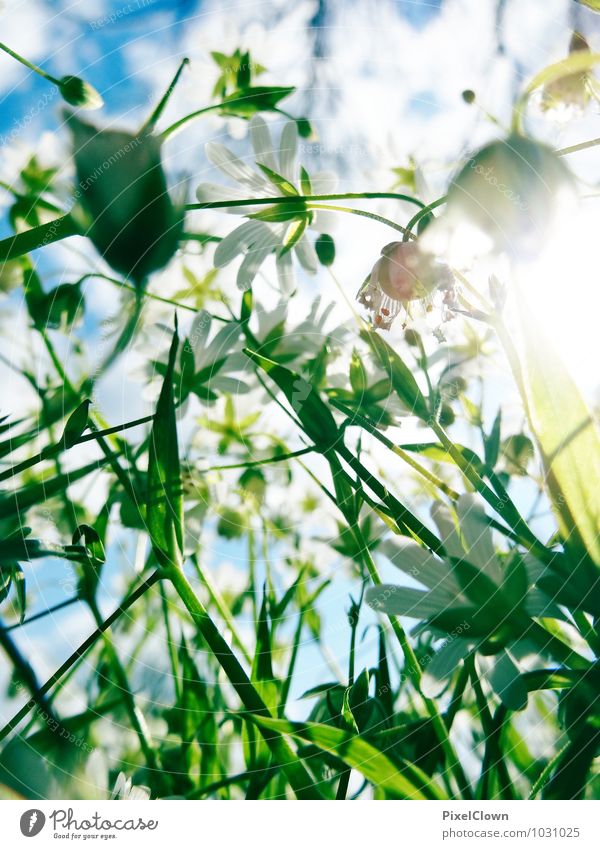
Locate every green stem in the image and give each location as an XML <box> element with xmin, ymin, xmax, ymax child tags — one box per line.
<box><xmin>351</xmin><ymin>524</ymin><xmax>472</xmax><ymax>800</ymax></box>
<box><xmin>140</xmin><ymin>57</ymin><xmax>189</xmax><ymax>134</ymax></box>
<box><xmin>161</xmin><ymin>103</ymin><xmax>239</xmax><ymax>140</ymax></box>
<box><xmin>306</xmin><ymin>203</ymin><xmax>408</xmax><ymax>236</ymax></box>
<box><xmin>88</xmin><ymin>598</ymin><xmax>159</xmax><ymax>773</ymax></box>
<box><xmin>0</xmin><ymin>415</ymin><xmax>153</xmax><ymax>484</ymax></box>
<box><xmin>1</xmin><ymin>596</ymin><xmax>79</xmax><ymax>632</ymax></box>
<box><xmin>528</xmin><ymin>741</ymin><xmax>570</xmax><ymax>799</ymax></box>
<box><xmin>187</xmin><ymin>191</ymin><xmax>423</xmax><ymax>213</ymax></box>
<box><xmin>0</xmin><ymin>214</ymin><xmax>80</xmax><ymax>262</ymax></box>
<box><xmin>331</xmin><ymin>399</ymin><xmax>459</xmax><ymax>501</ymax></box>
<box><xmin>556</xmin><ymin>136</ymin><xmax>600</xmax><ymax>156</ymax></box>
<box><xmin>0</xmin><ymin>572</ymin><xmax>160</xmax><ymax>744</ymax></box>
<box><xmin>191</xmin><ymin>554</ymin><xmax>252</xmax><ymax>664</ymax></box>
<box><xmin>402</xmin><ymin>195</ymin><xmax>447</xmax><ymax>241</ymax></box>
<box><xmin>0</xmin><ymin>41</ymin><xmax>59</xmax><ymax>83</ymax></box>
<box><xmin>164</xmin><ymin>563</ymin><xmax>321</xmax><ymax>799</ymax></box>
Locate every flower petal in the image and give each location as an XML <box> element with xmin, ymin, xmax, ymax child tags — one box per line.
<box><xmin>487</xmin><ymin>650</ymin><xmax>528</xmax><ymax>711</ymax></box>
<box><xmin>278</xmin><ymin>121</ymin><xmax>298</xmax><ymax>183</ymax></box>
<box><xmin>293</xmin><ymin>235</ymin><xmax>318</xmax><ymax>273</ymax></box>
<box><xmin>214</xmin><ymin>220</ymin><xmax>272</xmax><ymax>267</ymax></box>
<box><xmin>205</xmin><ymin>141</ymin><xmax>269</xmax><ymax>192</ymax></box>
<box><xmin>421</xmin><ymin>638</ymin><xmax>471</xmax><ymax>698</ymax></box>
<box><xmin>456</xmin><ymin>494</ymin><xmax>501</xmax><ymax>583</ymax></box>
<box><xmin>249</xmin><ymin>115</ymin><xmax>278</xmax><ymax>171</ymax></box>
<box><xmin>276</xmin><ymin>249</ymin><xmax>295</xmax><ymax>295</ymax></box>
<box><xmin>431</xmin><ymin>502</ymin><xmax>465</xmax><ymax>561</ymax></box>
<box><xmin>380</xmin><ymin>538</ymin><xmax>460</xmax><ymax>597</ymax></box>
<box><xmin>365</xmin><ymin>584</ymin><xmax>446</xmax><ymax>618</ymax></box>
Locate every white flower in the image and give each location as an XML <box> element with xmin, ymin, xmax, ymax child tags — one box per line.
<box><xmin>110</xmin><ymin>772</ymin><xmax>150</xmax><ymax>801</ymax></box>
<box><xmin>357</xmin><ymin>240</ymin><xmax>454</xmax><ymax>330</ymax></box>
<box><xmin>196</xmin><ymin>115</ymin><xmax>337</xmax><ymax>294</ymax></box>
<box><xmin>366</xmin><ymin>494</ymin><xmax>564</xmax><ymax>709</ymax></box>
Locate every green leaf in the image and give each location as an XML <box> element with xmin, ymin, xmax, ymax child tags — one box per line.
<box><xmin>516</xmin><ymin>301</ymin><xmax>600</xmax><ymax>567</ymax></box>
<box><xmin>219</xmin><ymin>86</ymin><xmax>295</xmax><ymax>117</ymax></box>
<box><xmin>248</xmin><ymin>715</ymin><xmax>446</xmax><ymax>799</ymax></box>
<box><xmin>243</xmin><ymin>349</ymin><xmax>339</xmax><ymax>451</ymax></box>
<box><xmin>245</xmin><ymin>592</ymin><xmax>279</xmax><ymax>770</ymax></box>
<box><xmin>361</xmin><ymin>328</ymin><xmax>429</xmax><ymax>420</ymax></box>
<box><xmin>60</xmin><ymin>400</ymin><xmax>91</xmax><ymax>448</ymax></box>
<box><xmin>147</xmin><ymin>324</ymin><xmax>184</xmax><ymax>568</ymax></box>
<box><xmin>349</xmin><ymin>349</ymin><xmax>368</xmax><ymax>395</ymax></box>
<box><xmin>484</xmin><ymin>409</ymin><xmax>502</xmax><ymax>468</ymax></box>
<box><xmin>256</xmin><ymin>163</ymin><xmax>299</xmax><ymax>197</ymax></box>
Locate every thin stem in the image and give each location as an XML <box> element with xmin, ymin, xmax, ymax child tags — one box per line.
<box><xmin>556</xmin><ymin>136</ymin><xmax>600</xmax><ymax>156</ymax></box>
<box><xmin>161</xmin><ymin>103</ymin><xmax>237</xmax><ymax>140</ymax></box>
<box><xmin>0</xmin><ymin>41</ymin><xmax>59</xmax><ymax>83</ymax></box>
<box><xmin>1</xmin><ymin>595</ymin><xmax>79</xmax><ymax>632</ymax></box>
<box><xmin>402</xmin><ymin>195</ymin><xmax>447</xmax><ymax>242</ymax></box>
<box><xmin>0</xmin><ymin>571</ymin><xmax>160</xmax><ymax>744</ymax></box>
<box><xmin>331</xmin><ymin>399</ymin><xmax>459</xmax><ymax>501</ymax></box>
<box><xmin>351</xmin><ymin>523</ymin><xmax>472</xmax><ymax>800</ymax></box>
<box><xmin>140</xmin><ymin>57</ymin><xmax>189</xmax><ymax>134</ymax></box>
<box><xmin>159</xmin><ymin>582</ymin><xmax>182</xmax><ymax>703</ymax></box>
<box><xmin>200</xmin><ymin>445</ymin><xmax>314</xmax><ymax>473</ymax></box>
<box><xmin>307</xmin><ymin>203</ymin><xmax>408</xmax><ymax>236</ymax></box>
<box><xmin>186</xmin><ymin>191</ymin><xmax>424</xmax><ymax>212</ymax></box>
<box><xmin>0</xmin><ymin>214</ymin><xmax>80</xmax><ymax>262</ymax></box>
<box><xmin>0</xmin><ymin>415</ymin><xmax>153</xmax><ymax>484</ymax></box>
<box><xmin>164</xmin><ymin>563</ymin><xmax>321</xmax><ymax>799</ymax></box>
<box><xmin>191</xmin><ymin>554</ymin><xmax>252</xmax><ymax>664</ymax></box>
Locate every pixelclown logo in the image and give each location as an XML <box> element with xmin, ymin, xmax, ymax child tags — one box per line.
<box><xmin>20</xmin><ymin>809</ymin><xmax>46</xmax><ymax>837</ymax></box>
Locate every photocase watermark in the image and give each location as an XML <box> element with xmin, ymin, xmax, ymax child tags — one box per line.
<box><xmin>20</xmin><ymin>809</ymin><xmax>46</xmax><ymax>837</ymax></box>
<box><xmin>468</xmin><ymin>159</ymin><xmax>528</xmax><ymax>211</ymax></box>
<box><xmin>89</xmin><ymin>0</ymin><xmax>156</xmax><ymax>31</ymax></box>
<box><xmin>18</xmin><ymin>807</ymin><xmax>158</xmax><ymax>838</ymax></box>
<box><xmin>0</xmin><ymin>89</ymin><xmax>58</xmax><ymax>149</ymax></box>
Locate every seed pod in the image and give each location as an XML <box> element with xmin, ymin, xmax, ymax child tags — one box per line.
<box><xmin>67</xmin><ymin>114</ymin><xmax>183</xmax><ymax>284</ymax></box>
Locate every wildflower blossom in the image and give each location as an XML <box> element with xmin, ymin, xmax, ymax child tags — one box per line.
<box><xmin>196</xmin><ymin>115</ymin><xmax>336</xmax><ymax>294</ymax></box>
<box><xmin>357</xmin><ymin>240</ymin><xmax>454</xmax><ymax>330</ymax></box>
<box><xmin>366</xmin><ymin>495</ymin><xmax>564</xmax><ymax>709</ymax></box>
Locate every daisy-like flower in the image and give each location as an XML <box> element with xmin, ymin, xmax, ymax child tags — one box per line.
<box><xmin>366</xmin><ymin>495</ymin><xmax>565</xmax><ymax>709</ymax></box>
<box><xmin>196</xmin><ymin>115</ymin><xmax>336</xmax><ymax>295</ymax></box>
<box><xmin>110</xmin><ymin>771</ymin><xmax>150</xmax><ymax>801</ymax></box>
<box><xmin>357</xmin><ymin>240</ymin><xmax>454</xmax><ymax>330</ymax></box>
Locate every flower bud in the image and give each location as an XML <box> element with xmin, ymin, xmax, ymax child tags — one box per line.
<box><xmin>424</xmin><ymin>134</ymin><xmax>576</xmax><ymax>261</ymax></box>
<box><xmin>67</xmin><ymin>114</ymin><xmax>183</xmax><ymax>284</ymax></box>
<box><xmin>540</xmin><ymin>32</ymin><xmax>595</xmax><ymax>118</ymax></box>
<box><xmin>59</xmin><ymin>76</ymin><xmax>103</xmax><ymax>110</ymax></box>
